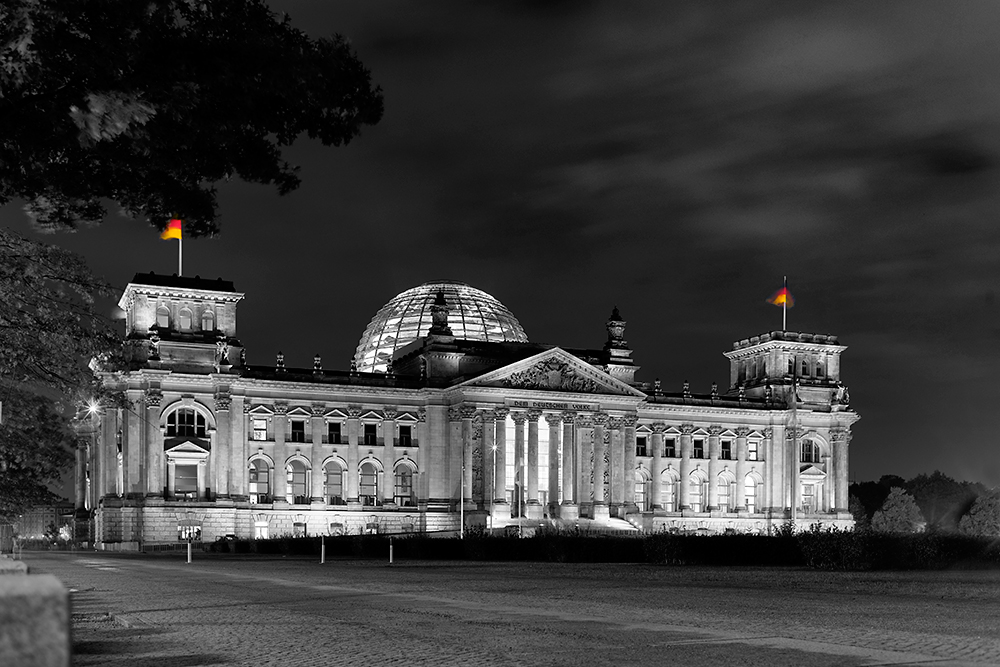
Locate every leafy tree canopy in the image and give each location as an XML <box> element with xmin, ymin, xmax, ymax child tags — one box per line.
<box><xmin>0</xmin><ymin>227</ymin><xmax>123</xmax><ymax>520</ymax></box>
<box><xmin>871</xmin><ymin>487</ymin><xmax>925</xmax><ymax>534</ymax></box>
<box><xmin>959</xmin><ymin>492</ymin><xmax>1000</xmax><ymax>537</ymax></box>
<box><xmin>0</xmin><ymin>0</ymin><xmax>384</xmax><ymax>236</ymax></box>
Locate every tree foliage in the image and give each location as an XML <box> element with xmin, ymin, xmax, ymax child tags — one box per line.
<box><xmin>0</xmin><ymin>227</ymin><xmax>122</xmax><ymax>520</ymax></box>
<box><xmin>906</xmin><ymin>471</ymin><xmax>985</xmax><ymax>531</ymax></box>
<box><xmin>0</xmin><ymin>0</ymin><xmax>384</xmax><ymax>236</ymax></box>
<box><xmin>871</xmin><ymin>487</ymin><xmax>925</xmax><ymax>534</ymax></box>
<box><xmin>959</xmin><ymin>492</ymin><xmax>1000</xmax><ymax>537</ymax></box>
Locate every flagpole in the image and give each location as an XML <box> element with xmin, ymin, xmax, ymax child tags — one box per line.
<box><xmin>179</xmin><ymin>234</ymin><xmax>183</xmax><ymax>276</ymax></box>
<box><xmin>782</xmin><ymin>275</ymin><xmax>787</xmax><ymax>331</ymax></box>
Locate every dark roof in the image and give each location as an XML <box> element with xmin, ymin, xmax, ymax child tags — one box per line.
<box><xmin>130</xmin><ymin>272</ymin><xmax>237</xmax><ymax>292</ymax></box>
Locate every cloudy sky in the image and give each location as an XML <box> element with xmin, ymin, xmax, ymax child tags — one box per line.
<box><xmin>4</xmin><ymin>1</ymin><xmax>999</xmax><ymax>486</ymax></box>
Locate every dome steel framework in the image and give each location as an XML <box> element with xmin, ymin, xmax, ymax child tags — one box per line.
<box><xmin>353</xmin><ymin>281</ymin><xmax>527</xmax><ymax>373</ymax></box>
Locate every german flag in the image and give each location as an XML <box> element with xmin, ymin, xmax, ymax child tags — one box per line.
<box><xmin>767</xmin><ymin>280</ymin><xmax>794</xmax><ymax>307</ymax></box>
<box><xmin>160</xmin><ymin>219</ymin><xmax>182</xmax><ymax>241</ymax></box>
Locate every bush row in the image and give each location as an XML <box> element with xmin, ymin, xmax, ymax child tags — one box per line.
<box><xmin>201</xmin><ymin>528</ymin><xmax>1000</xmax><ymax>570</ymax></box>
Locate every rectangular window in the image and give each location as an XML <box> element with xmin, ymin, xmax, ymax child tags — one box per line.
<box><xmin>175</xmin><ymin>464</ymin><xmax>198</xmax><ymax>497</ymax></box>
<box><xmin>293</xmin><ymin>522</ymin><xmax>306</xmax><ymax>538</ymax></box>
<box><xmin>327</xmin><ymin>422</ymin><xmax>342</xmax><ymax>444</ymax></box>
<box><xmin>635</xmin><ymin>436</ymin><xmax>648</xmax><ymax>457</ymax></box>
<box><xmin>398</xmin><ymin>425</ymin><xmax>412</xmax><ymax>448</ymax></box>
<box><xmin>747</xmin><ymin>441</ymin><xmax>759</xmax><ymax>461</ymax></box>
<box><xmin>802</xmin><ymin>484</ymin><xmax>815</xmax><ymax>513</ymax></box>
<box><xmin>721</xmin><ymin>440</ymin><xmax>732</xmax><ymax>460</ymax></box>
<box><xmin>693</xmin><ymin>439</ymin><xmax>705</xmax><ymax>459</ymax></box>
<box><xmin>252</xmin><ymin>418</ymin><xmax>268</xmax><ymax>441</ymax></box>
<box><xmin>363</xmin><ymin>423</ymin><xmax>378</xmax><ymax>446</ymax></box>
<box><xmin>290</xmin><ymin>420</ymin><xmax>305</xmax><ymax>443</ymax></box>
<box><xmin>664</xmin><ymin>438</ymin><xmax>676</xmax><ymax>458</ymax></box>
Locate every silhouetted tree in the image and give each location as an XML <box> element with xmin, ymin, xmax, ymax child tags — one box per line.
<box><xmin>906</xmin><ymin>471</ymin><xmax>985</xmax><ymax>531</ymax></box>
<box><xmin>848</xmin><ymin>494</ymin><xmax>869</xmax><ymax>530</ymax></box>
<box><xmin>871</xmin><ymin>487</ymin><xmax>925</xmax><ymax>534</ymax></box>
<box><xmin>959</xmin><ymin>492</ymin><xmax>1000</xmax><ymax>537</ymax></box>
<box><xmin>0</xmin><ymin>0</ymin><xmax>383</xmax><ymax>236</ymax></box>
<box><xmin>848</xmin><ymin>481</ymin><xmax>891</xmax><ymax>523</ymax></box>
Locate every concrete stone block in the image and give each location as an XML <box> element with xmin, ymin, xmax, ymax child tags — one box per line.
<box><xmin>0</xmin><ymin>574</ymin><xmax>70</xmax><ymax>667</ymax></box>
<box><xmin>0</xmin><ymin>558</ymin><xmax>29</xmax><ymax>574</ymax></box>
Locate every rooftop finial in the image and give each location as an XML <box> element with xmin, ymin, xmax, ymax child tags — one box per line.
<box><xmin>605</xmin><ymin>305</ymin><xmax>627</xmax><ymax>350</ymax></box>
<box><xmin>429</xmin><ymin>289</ymin><xmax>452</xmax><ymax>336</ymax></box>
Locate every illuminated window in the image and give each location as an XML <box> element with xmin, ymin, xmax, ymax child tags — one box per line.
<box><xmin>324</xmin><ymin>461</ymin><xmax>345</xmax><ymax>505</ymax></box>
<box><xmin>156</xmin><ymin>306</ymin><xmax>170</xmax><ymax>328</ymax></box>
<box><xmin>662</xmin><ymin>473</ymin><xmax>678</xmax><ymax>511</ymax></box>
<box><xmin>167</xmin><ymin>408</ymin><xmax>206</xmax><ymax>438</ymax></box>
<box><xmin>394</xmin><ymin>464</ymin><xmax>415</xmax><ymax>506</ymax></box>
<box><xmin>747</xmin><ymin>441</ymin><xmax>760</xmax><ymax>461</ymax></box>
<box><xmin>178</xmin><ymin>308</ymin><xmax>192</xmax><ymax>331</ymax></box>
<box><xmin>249</xmin><ymin>460</ymin><xmax>271</xmax><ymax>504</ymax></box>
<box><xmin>634</xmin><ymin>472</ymin><xmax>650</xmax><ymax>511</ymax></box>
<box><xmin>201</xmin><ymin>310</ymin><xmax>215</xmax><ymax>331</ymax></box>
<box><xmin>252</xmin><ymin>418</ymin><xmax>268</xmax><ymax>441</ymax></box>
<box><xmin>745</xmin><ymin>475</ymin><xmax>759</xmax><ymax>513</ymax></box>
<box><xmin>287</xmin><ymin>460</ymin><xmax>308</xmax><ymax>503</ymax></box>
<box><xmin>689</xmin><ymin>473</ymin><xmax>706</xmax><ymax>512</ymax></box>
<box><xmin>718</xmin><ymin>476</ymin><xmax>733</xmax><ymax>511</ymax></box>
<box><xmin>293</xmin><ymin>522</ymin><xmax>306</xmax><ymax>537</ymax></box>
<box><xmin>175</xmin><ymin>464</ymin><xmax>197</xmax><ymax>497</ymax></box>
<box><xmin>802</xmin><ymin>484</ymin><xmax>815</xmax><ymax>513</ymax></box>
<box><xmin>360</xmin><ymin>462</ymin><xmax>379</xmax><ymax>506</ymax></box>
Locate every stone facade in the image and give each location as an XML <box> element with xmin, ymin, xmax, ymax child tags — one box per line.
<box><xmin>78</xmin><ymin>274</ymin><xmax>859</xmax><ymax>548</ymax></box>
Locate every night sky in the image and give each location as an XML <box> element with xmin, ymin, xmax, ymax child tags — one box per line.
<box><xmin>3</xmin><ymin>1</ymin><xmax>999</xmax><ymax>487</ymax></box>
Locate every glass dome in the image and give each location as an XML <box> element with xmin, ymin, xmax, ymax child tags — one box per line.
<box><xmin>353</xmin><ymin>281</ymin><xmax>528</xmax><ymax>373</ymax></box>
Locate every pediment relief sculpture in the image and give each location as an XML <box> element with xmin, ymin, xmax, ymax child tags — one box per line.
<box><xmin>500</xmin><ymin>358</ymin><xmax>600</xmax><ymax>394</ymax></box>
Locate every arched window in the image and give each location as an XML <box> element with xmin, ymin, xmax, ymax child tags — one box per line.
<box><xmin>801</xmin><ymin>439</ymin><xmax>819</xmax><ymax>463</ymax></box>
<box><xmin>800</xmin><ymin>359</ymin><xmax>809</xmax><ymax>376</ymax></box>
<box><xmin>787</xmin><ymin>358</ymin><xmax>794</xmax><ymax>375</ymax></box>
<box><xmin>718</xmin><ymin>474</ymin><xmax>735</xmax><ymax>512</ymax></box>
<box><xmin>634</xmin><ymin>470</ymin><xmax>650</xmax><ymax>512</ymax></box>
<box><xmin>156</xmin><ymin>306</ymin><xmax>170</xmax><ymax>329</ymax></box>
<box><xmin>816</xmin><ymin>360</ymin><xmax>825</xmax><ymax>377</ymax></box>
<box><xmin>360</xmin><ymin>462</ymin><xmax>379</xmax><ymax>506</ymax></box>
<box><xmin>661</xmin><ymin>471</ymin><xmax>678</xmax><ymax>512</ymax></box>
<box><xmin>744</xmin><ymin>473</ymin><xmax>761</xmax><ymax>513</ymax></box>
<box><xmin>324</xmin><ymin>460</ymin><xmax>345</xmax><ymax>505</ymax></box>
<box><xmin>249</xmin><ymin>459</ymin><xmax>271</xmax><ymax>504</ymax></box>
<box><xmin>286</xmin><ymin>460</ymin><xmax>308</xmax><ymax>504</ymax></box>
<box><xmin>178</xmin><ymin>308</ymin><xmax>193</xmax><ymax>331</ymax></box>
<box><xmin>166</xmin><ymin>408</ymin><xmax>206</xmax><ymax>438</ymax></box>
<box><xmin>394</xmin><ymin>463</ymin><xmax>415</xmax><ymax>507</ymax></box>
<box><xmin>201</xmin><ymin>310</ymin><xmax>215</xmax><ymax>332</ymax></box>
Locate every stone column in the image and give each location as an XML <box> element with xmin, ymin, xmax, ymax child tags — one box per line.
<box><xmin>679</xmin><ymin>423</ymin><xmax>694</xmax><ymax>510</ymax></box>
<box><xmin>196</xmin><ymin>459</ymin><xmax>206</xmax><ymax>500</ymax></box>
<box><xmin>511</xmin><ymin>411</ymin><xmax>526</xmax><ymax>517</ymax></box>
<box><xmin>346</xmin><ymin>406</ymin><xmax>362</xmax><ymax>506</ymax></box>
<box><xmin>545</xmin><ymin>413</ymin><xmax>562</xmax><ymax>517</ymax></box>
<box><xmin>525</xmin><ymin>410</ymin><xmax>542</xmax><ymax>519</ymax></box>
<box><xmin>126</xmin><ymin>390</ymin><xmax>143</xmax><ymax>497</ymax></box>
<box><xmin>576</xmin><ymin>414</ymin><xmax>593</xmax><ymax>515</ymax></box>
<box><xmin>493</xmin><ymin>408</ymin><xmax>509</xmax><ymax>513</ymax></box>
<box><xmin>788</xmin><ymin>426</ymin><xmax>800</xmax><ymax>514</ymax></box>
<box><xmin>650</xmin><ymin>423</ymin><xmax>665</xmax><ymax>510</ymax></box>
<box><xmin>591</xmin><ymin>412</ymin><xmax>609</xmax><ymax>520</ymax></box>
<box><xmin>481</xmin><ymin>410</ymin><xmax>495</xmax><ymax>512</ymax></box>
<box><xmin>832</xmin><ymin>428</ymin><xmax>848</xmax><ymax>512</ymax></box>
<box><xmin>607</xmin><ymin>417</ymin><xmax>623</xmax><ymax>515</ymax></box>
<box><xmin>383</xmin><ymin>408</ymin><xmax>397</xmax><ymax>505</ymax></box>
<box><xmin>707</xmin><ymin>425</ymin><xmax>722</xmax><ymax>511</ymax></box>
<box><xmin>167</xmin><ymin>459</ymin><xmax>176</xmax><ymax>498</ymax></box>
<box><xmin>561</xmin><ymin>411</ymin><xmax>577</xmax><ymax>519</ymax></box>
<box><xmin>735</xmin><ymin>427</ymin><xmax>749</xmax><ymax>512</ymax></box>
<box><xmin>145</xmin><ymin>389</ymin><xmax>163</xmax><ymax>497</ymax></box>
<box><xmin>310</xmin><ymin>405</ymin><xmax>325</xmax><ymax>502</ymax></box>
<box><xmin>764</xmin><ymin>426</ymin><xmax>781</xmax><ymax>512</ymax></box>
<box><xmin>415</xmin><ymin>408</ymin><xmax>429</xmax><ymax>507</ymax></box>
<box><xmin>623</xmin><ymin>415</ymin><xmax>638</xmax><ymax>513</ymax></box>
<box><xmin>75</xmin><ymin>438</ymin><xmax>87</xmax><ymax>510</ymax></box>
<box><xmin>460</xmin><ymin>406</ymin><xmax>476</xmax><ymax>509</ymax></box>
<box><xmin>273</xmin><ymin>403</ymin><xmax>288</xmax><ymax>502</ymax></box>
<box><xmin>213</xmin><ymin>392</ymin><xmax>231</xmax><ymax>498</ymax></box>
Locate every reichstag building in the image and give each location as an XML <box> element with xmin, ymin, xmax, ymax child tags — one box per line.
<box><xmin>77</xmin><ymin>273</ymin><xmax>858</xmax><ymax>547</ymax></box>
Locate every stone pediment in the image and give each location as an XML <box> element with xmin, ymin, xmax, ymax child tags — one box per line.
<box><xmin>459</xmin><ymin>348</ymin><xmax>645</xmax><ymax>397</ymax></box>
<box><xmin>799</xmin><ymin>464</ymin><xmax>826</xmax><ymax>478</ymax></box>
<box><xmin>164</xmin><ymin>439</ymin><xmax>210</xmax><ymax>453</ymax></box>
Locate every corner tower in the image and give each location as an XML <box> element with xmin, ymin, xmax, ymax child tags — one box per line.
<box><xmin>119</xmin><ymin>272</ymin><xmax>245</xmax><ymax>373</ymax></box>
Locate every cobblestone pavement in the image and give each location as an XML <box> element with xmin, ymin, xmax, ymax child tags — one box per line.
<box><xmin>24</xmin><ymin>552</ymin><xmax>1000</xmax><ymax>667</ymax></box>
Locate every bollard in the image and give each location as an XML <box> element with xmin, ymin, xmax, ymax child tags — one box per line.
<box><xmin>320</xmin><ymin>535</ymin><xmax>325</xmax><ymax>565</ymax></box>
<box><xmin>389</xmin><ymin>536</ymin><xmax>393</xmax><ymax>565</ymax></box>
<box><xmin>187</xmin><ymin>540</ymin><xmax>192</xmax><ymax>564</ymax></box>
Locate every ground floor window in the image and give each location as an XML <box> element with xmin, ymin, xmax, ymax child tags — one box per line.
<box><xmin>662</xmin><ymin>479</ymin><xmax>677</xmax><ymax>512</ymax></box>
<box><xmin>287</xmin><ymin>460</ymin><xmax>308</xmax><ymax>503</ymax></box>
<box><xmin>360</xmin><ymin>462</ymin><xmax>379</xmax><ymax>506</ymax></box>
<box><xmin>718</xmin><ymin>478</ymin><xmax>731</xmax><ymax>512</ymax></box>
<box><xmin>745</xmin><ymin>476</ymin><xmax>758</xmax><ymax>513</ymax></box>
<box><xmin>175</xmin><ymin>464</ymin><xmax>198</xmax><ymax>499</ymax></box>
<box><xmin>394</xmin><ymin>465</ymin><xmax>415</xmax><ymax>507</ymax></box>
<box><xmin>324</xmin><ymin>462</ymin><xmax>345</xmax><ymax>505</ymax></box>
<box><xmin>635</xmin><ymin>477</ymin><xmax>649</xmax><ymax>511</ymax></box>
<box><xmin>249</xmin><ymin>459</ymin><xmax>271</xmax><ymax>504</ymax></box>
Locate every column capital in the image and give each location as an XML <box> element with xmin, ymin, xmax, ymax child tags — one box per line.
<box><xmin>311</xmin><ymin>403</ymin><xmax>326</xmax><ymax>417</ymax></box>
<box><xmin>274</xmin><ymin>402</ymin><xmax>288</xmax><ymax>416</ymax></box>
<box><xmin>346</xmin><ymin>405</ymin><xmax>363</xmax><ymax>419</ymax></box>
<box><xmin>650</xmin><ymin>422</ymin><xmax>667</xmax><ymax>434</ymax></box>
<box><xmin>382</xmin><ymin>407</ymin><xmax>398</xmax><ymax>421</ymax></box>
<box><xmin>736</xmin><ymin>426</ymin><xmax>751</xmax><ymax>438</ymax></box>
<box><xmin>416</xmin><ymin>408</ymin><xmax>427</xmax><ymax>423</ymax></box>
<box><xmin>708</xmin><ymin>425</ymin><xmax>723</xmax><ymax>436</ymax></box>
<box><xmin>448</xmin><ymin>407</ymin><xmax>463</xmax><ymax>422</ymax></box>
<box><xmin>480</xmin><ymin>408</ymin><xmax>497</xmax><ymax>423</ymax></box>
<box><xmin>622</xmin><ymin>414</ymin><xmax>638</xmax><ymax>428</ymax></box>
<box><xmin>576</xmin><ymin>414</ymin><xmax>594</xmax><ymax>428</ymax></box>
<box><xmin>607</xmin><ymin>416</ymin><xmax>624</xmax><ymax>429</ymax></box>
<box><xmin>214</xmin><ymin>392</ymin><xmax>231</xmax><ymax>412</ymax></box>
<box><xmin>460</xmin><ymin>405</ymin><xmax>477</xmax><ymax>421</ymax></box>
<box><xmin>526</xmin><ymin>409</ymin><xmax>542</xmax><ymax>422</ymax></box>
<box><xmin>243</xmin><ymin>401</ymin><xmax>253</xmax><ymax>414</ymax></box>
<box><xmin>493</xmin><ymin>406</ymin><xmax>510</xmax><ymax>420</ymax></box>
<box><xmin>680</xmin><ymin>423</ymin><xmax>695</xmax><ymax>435</ymax></box>
<box><xmin>561</xmin><ymin>410</ymin><xmax>577</xmax><ymax>424</ymax></box>
<box><xmin>591</xmin><ymin>412</ymin><xmax>609</xmax><ymax>427</ymax></box>
<box><xmin>145</xmin><ymin>389</ymin><xmax>162</xmax><ymax>408</ymax></box>
<box><xmin>545</xmin><ymin>413</ymin><xmax>563</xmax><ymax>427</ymax></box>
<box><xmin>763</xmin><ymin>427</ymin><xmax>773</xmax><ymax>439</ymax></box>
<box><xmin>511</xmin><ymin>410</ymin><xmax>527</xmax><ymax>425</ymax></box>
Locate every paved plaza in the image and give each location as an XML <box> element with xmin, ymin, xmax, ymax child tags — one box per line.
<box><xmin>23</xmin><ymin>551</ymin><xmax>1000</xmax><ymax>666</ymax></box>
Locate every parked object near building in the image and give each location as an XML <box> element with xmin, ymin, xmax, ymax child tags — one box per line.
<box><xmin>78</xmin><ymin>273</ymin><xmax>858</xmax><ymax>548</ymax></box>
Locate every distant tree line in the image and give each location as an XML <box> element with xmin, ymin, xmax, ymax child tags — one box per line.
<box><xmin>850</xmin><ymin>471</ymin><xmax>1000</xmax><ymax>536</ymax></box>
